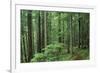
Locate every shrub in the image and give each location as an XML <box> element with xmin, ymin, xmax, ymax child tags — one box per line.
<box><xmin>31</xmin><ymin>43</ymin><xmax>65</xmax><ymax>62</ymax></box>
<box><xmin>43</xmin><ymin>43</ymin><xmax>65</xmax><ymax>61</ymax></box>
<box><xmin>31</xmin><ymin>53</ymin><xmax>46</xmax><ymax>62</ymax></box>
<box><xmin>31</xmin><ymin>43</ymin><xmax>89</xmax><ymax>62</ymax></box>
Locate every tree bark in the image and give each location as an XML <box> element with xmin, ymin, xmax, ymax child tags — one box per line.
<box><xmin>44</xmin><ymin>11</ymin><xmax>47</xmax><ymax>47</ymax></box>
<box><xmin>58</xmin><ymin>13</ymin><xmax>61</xmax><ymax>43</ymax></box>
<box><xmin>37</xmin><ymin>11</ymin><xmax>42</xmax><ymax>53</ymax></box>
<box><xmin>27</xmin><ymin>10</ymin><xmax>32</xmax><ymax>62</ymax></box>
<box><xmin>78</xmin><ymin>13</ymin><xmax>81</xmax><ymax>49</ymax></box>
<box><xmin>69</xmin><ymin>13</ymin><xmax>73</xmax><ymax>54</ymax></box>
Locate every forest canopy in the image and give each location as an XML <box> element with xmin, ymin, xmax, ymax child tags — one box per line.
<box><xmin>20</xmin><ymin>10</ymin><xmax>89</xmax><ymax>63</ymax></box>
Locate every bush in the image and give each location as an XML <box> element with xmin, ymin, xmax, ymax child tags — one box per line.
<box><xmin>31</xmin><ymin>43</ymin><xmax>65</xmax><ymax>62</ymax></box>
<box><xmin>31</xmin><ymin>43</ymin><xmax>89</xmax><ymax>62</ymax></box>
<box><xmin>31</xmin><ymin>53</ymin><xmax>46</xmax><ymax>62</ymax></box>
<box><xmin>43</xmin><ymin>43</ymin><xmax>65</xmax><ymax>61</ymax></box>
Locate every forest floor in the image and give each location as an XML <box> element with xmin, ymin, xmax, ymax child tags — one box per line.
<box><xmin>31</xmin><ymin>48</ymin><xmax>89</xmax><ymax>62</ymax></box>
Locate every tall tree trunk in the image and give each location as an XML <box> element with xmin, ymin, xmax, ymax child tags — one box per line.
<box><xmin>21</xmin><ymin>36</ymin><xmax>24</xmax><ymax>62</ymax></box>
<box><xmin>67</xmin><ymin>14</ymin><xmax>70</xmax><ymax>53</ymax></box>
<box><xmin>47</xmin><ymin>12</ymin><xmax>51</xmax><ymax>45</ymax></box>
<box><xmin>23</xmin><ymin>35</ymin><xmax>27</xmax><ymax>62</ymax></box>
<box><xmin>58</xmin><ymin>13</ymin><xmax>61</xmax><ymax>43</ymax></box>
<box><xmin>27</xmin><ymin>10</ymin><xmax>32</xmax><ymax>62</ymax></box>
<box><xmin>62</xmin><ymin>13</ymin><xmax>65</xmax><ymax>45</ymax></box>
<box><xmin>81</xmin><ymin>15</ymin><xmax>83</xmax><ymax>49</ymax></box>
<box><xmin>37</xmin><ymin>11</ymin><xmax>42</xmax><ymax>53</ymax></box>
<box><xmin>78</xmin><ymin>13</ymin><xmax>81</xmax><ymax>49</ymax></box>
<box><xmin>44</xmin><ymin>11</ymin><xmax>47</xmax><ymax>47</ymax></box>
<box><xmin>69</xmin><ymin>13</ymin><xmax>73</xmax><ymax>54</ymax></box>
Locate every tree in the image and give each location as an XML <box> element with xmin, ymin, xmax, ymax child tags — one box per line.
<box><xmin>69</xmin><ymin>13</ymin><xmax>73</xmax><ymax>54</ymax></box>
<box><xmin>44</xmin><ymin>11</ymin><xmax>47</xmax><ymax>47</ymax></box>
<box><xmin>27</xmin><ymin>10</ymin><xmax>33</xmax><ymax>62</ymax></box>
<box><xmin>58</xmin><ymin>12</ymin><xmax>62</xmax><ymax>43</ymax></box>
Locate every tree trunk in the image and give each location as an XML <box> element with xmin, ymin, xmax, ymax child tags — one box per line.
<box><xmin>37</xmin><ymin>11</ymin><xmax>42</xmax><ymax>53</ymax></box>
<box><xmin>69</xmin><ymin>13</ymin><xmax>73</xmax><ymax>54</ymax></box>
<box><xmin>27</xmin><ymin>10</ymin><xmax>32</xmax><ymax>62</ymax></box>
<box><xmin>23</xmin><ymin>35</ymin><xmax>27</xmax><ymax>62</ymax></box>
<box><xmin>78</xmin><ymin>13</ymin><xmax>81</xmax><ymax>49</ymax></box>
<box><xmin>44</xmin><ymin>11</ymin><xmax>47</xmax><ymax>47</ymax></box>
<box><xmin>58</xmin><ymin>13</ymin><xmax>61</xmax><ymax>43</ymax></box>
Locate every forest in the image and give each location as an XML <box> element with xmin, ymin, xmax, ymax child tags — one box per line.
<box><xmin>20</xmin><ymin>10</ymin><xmax>90</xmax><ymax>63</ymax></box>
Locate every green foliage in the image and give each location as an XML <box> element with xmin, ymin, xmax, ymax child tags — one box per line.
<box><xmin>31</xmin><ymin>53</ymin><xmax>46</xmax><ymax>62</ymax></box>
<box><xmin>71</xmin><ymin>49</ymin><xmax>89</xmax><ymax>60</ymax></box>
<box><xmin>31</xmin><ymin>43</ymin><xmax>89</xmax><ymax>62</ymax></box>
<box><xmin>31</xmin><ymin>43</ymin><xmax>65</xmax><ymax>62</ymax></box>
<box><xmin>44</xmin><ymin>43</ymin><xmax>65</xmax><ymax>61</ymax></box>
<box><xmin>21</xmin><ymin>10</ymin><xmax>89</xmax><ymax>63</ymax></box>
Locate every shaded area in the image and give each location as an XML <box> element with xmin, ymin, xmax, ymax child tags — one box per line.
<box><xmin>20</xmin><ymin>10</ymin><xmax>89</xmax><ymax>63</ymax></box>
